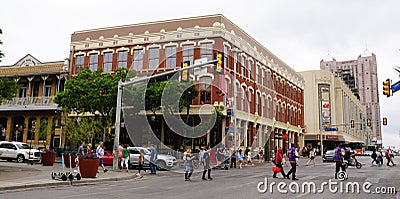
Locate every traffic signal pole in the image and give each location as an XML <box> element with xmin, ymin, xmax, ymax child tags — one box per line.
<box><xmin>112</xmin><ymin>58</ymin><xmax>219</xmax><ymax>170</ymax></box>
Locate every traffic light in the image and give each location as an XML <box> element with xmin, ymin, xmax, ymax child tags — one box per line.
<box><xmin>181</xmin><ymin>61</ymin><xmax>190</xmax><ymax>82</ymax></box>
<box><xmin>214</xmin><ymin>52</ymin><xmax>224</xmax><ymax>74</ymax></box>
<box><xmin>383</xmin><ymin>117</ymin><xmax>387</xmax><ymax>126</ymax></box>
<box><xmin>383</xmin><ymin>79</ymin><xmax>391</xmax><ymax>97</ymax></box>
<box><xmin>367</xmin><ymin>119</ymin><xmax>371</xmax><ymax>127</ymax></box>
<box><xmin>351</xmin><ymin>119</ymin><xmax>355</xmax><ymax>128</ymax></box>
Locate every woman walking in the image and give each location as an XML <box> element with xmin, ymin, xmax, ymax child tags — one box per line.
<box><xmin>184</xmin><ymin>149</ymin><xmax>194</xmax><ymax>181</ymax></box>
<box><xmin>272</xmin><ymin>147</ymin><xmax>287</xmax><ymax>178</ymax></box>
<box><xmin>306</xmin><ymin>148</ymin><xmax>316</xmax><ymax>166</ymax></box>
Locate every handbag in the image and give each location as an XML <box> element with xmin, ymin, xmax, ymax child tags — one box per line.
<box><xmin>272</xmin><ymin>166</ymin><xmax>281</xmax><ymax>173</ymax></box>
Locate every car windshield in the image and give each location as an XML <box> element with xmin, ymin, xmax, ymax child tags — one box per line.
<box><xmin>16</xmin><ymin>143</ymin><xmax>31</xmax><ymax>149</ymax></box>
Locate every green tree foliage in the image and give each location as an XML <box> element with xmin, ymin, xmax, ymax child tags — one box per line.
<box><xmin>0</xmin><ymin>77</ymin><xmax>19</xmax><ymax>103</ymax></box>
<box><xmin>54</xmin><ymin>68</ymin><xmax>130</xmax><ymax>145</ymax></box>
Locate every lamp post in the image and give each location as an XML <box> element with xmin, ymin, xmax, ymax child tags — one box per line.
<box><xmin>231</xmin><ymin>48</ymin><xmax>242</xmax><ymax>153</ymax></box>
<box><xmin>319</xmin><ymin>98</ymin><xmax>324</xmax><ymax>155</ymax></box>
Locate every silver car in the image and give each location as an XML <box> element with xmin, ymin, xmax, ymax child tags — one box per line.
<box><xmin>127</xmin><ymin>147</ymin><xmax>177</xmax><ymax>169</ymax></box>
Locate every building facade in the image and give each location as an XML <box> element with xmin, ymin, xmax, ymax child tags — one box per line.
<box><xmin>0</xmin><ymin>54</ymin><xmax>69</xmax><ymax>149</ymax></box>
<box><xmin>300</xmin><ymin>70</ymin><xmax>370</xmax><ymax>151</ymax></box>
<box><xmin>320</xmin><ymin>51</ymin><xmax>381</xmax><ymax>145</ymax></box>
<box><xmin>69</xmin><ymin>14</ymin><xmax>305</xmax><ymax>156</ymax></box>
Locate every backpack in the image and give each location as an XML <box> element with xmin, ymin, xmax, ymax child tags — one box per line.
<box><xmin>385</xmin><ymin>151</ymin><xmax>390</xmax><ymax>159</ymax></box>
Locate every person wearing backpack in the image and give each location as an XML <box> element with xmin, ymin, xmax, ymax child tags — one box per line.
<box><xmin>286</xmin><ymin>143</ymin><xmax>299</xmax><ymax>180</ymax></box>
<box><xmin>121</xmin><ymin>144</ymin><xmax>129</xmax><ymax>172</ymax></box>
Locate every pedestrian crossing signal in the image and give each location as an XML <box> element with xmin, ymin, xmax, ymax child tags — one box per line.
<box><xmin>214</xmin><ymin>52</ymin><xmax>224</xmax><ymax>74</ymax></box>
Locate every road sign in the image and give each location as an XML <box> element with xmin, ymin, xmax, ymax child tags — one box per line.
<box><xmin>391</xmin><ymin>80</ymin><xmax>400</xmax><ymax>93</ymax></box>
<box><xmin>194</xmin><ymin>58</ymin><xmax>208</xmax><ymax>75</ymax></box>
<box><xmin>325</xmin><ymin>127</ymin><xmax>338</xmax><ymax>131</ymax></box>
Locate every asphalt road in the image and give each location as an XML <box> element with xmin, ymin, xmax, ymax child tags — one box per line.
<box><xmin>1</xmin><ymin>156</ymin><xmax>399</xmax><ymax>199</ymax></box>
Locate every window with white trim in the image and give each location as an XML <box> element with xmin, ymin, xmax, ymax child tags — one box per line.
<box><xmin>103</xmin><ymin>52</ymin><xmax>113</xmax><ymax>72</ymax></box>
<box><xmin>89</xmin><ymin>54</ymin><xmax>98</xmax><ymax>71</ymax></box>
<box><xmin>256</xmin><ymin>93</ymin><xmax>259</xmax><ymax>114</ymax></box>
<box><xmin>255</xmin><ymin>64</ymin><xmax>259</xmax><ymax>83</ymax></box>
<box><xmin>133</xmin><ymin>49</ymin><xmax>144</xmax><ymax>70</ymax></box>
<box><xmin>201</xmin><ymin>43</ymin><xmax>213</xmax><ymax>61</ymax></box>
<box><xmin>182</xmin><ymin>44</ymin><xmax>194</xmax><ymax>64</ymax></box>
<box><xmin>241</xmin><ymin>87</ymin><xmax>245</xmax><ymax>111</ymax></box>
<box><xmin>75</xmin><ymin>55</ymin><xmax>84</xmax><ymax>73</ymax></box>
<box><xmin>118</xmin><ymin>50</ymin><xmax>128</xmax><ymax>68</ymax></box>
<box><xmin>248</xmin><ymin>60</ymin><xmax>252</xmax><ymax>79</ymax></box>
<box><xmin>200</xmin><ymin>76</ymin><xmax>212</xmax><ymax>104</ymax></box>
<box><xmin>261</xmin><ymin>68</ymin><xmax>265</xmax><ymax>86</ymax></box>
<box><xmin>248</xmin><ymin>90</ymin><xmax>252</xmax><ymax>112</ymax></box>
<box><xmin>149</xmin><ymin>48</ymin><xmax>160</xmax><ymax>69</ymax></box>
<box><xmin>44</xmin><ymin>80</ymin><xmax>52</xmax><ymax>97</ymax></box>
<box><xmin>261</xmin><ymin>95</ymin><xmax>265</xmax><ymax>117</ymax></box>
<box><xmin>165</xmin><ymin>46</ymin><xmax>176</xmax><ymax>68</ymax></box>
<box><xmin>223</xmin><ymin>46</ymin><xmax>228</xmax><ymax>69</ymax></box>
<box><xmin>241</xmin><ymin>55</ymin><xmax>246</xmax><ymax>76</ymax></box>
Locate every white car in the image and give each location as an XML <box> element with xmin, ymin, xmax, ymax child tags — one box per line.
<box><xmin>0</xmin><ymin>141</ymin><xmax>41</xmax><ymax>163</ymax></box>
<box><xmin>127</xmin><ymin>147</ymin><xmax>177</xmax><ymax>169</ymax></box>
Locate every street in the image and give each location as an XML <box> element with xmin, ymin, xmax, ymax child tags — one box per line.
<box><xmin>1</xmin><ymin>156</ymin><xmax>399</xmax><ymax>199</ymax></box>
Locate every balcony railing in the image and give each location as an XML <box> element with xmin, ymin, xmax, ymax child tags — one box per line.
<box><xmin>0</xmin><ymin>96</ymin><xmax>55</xmax><ymax>107</ymax></box>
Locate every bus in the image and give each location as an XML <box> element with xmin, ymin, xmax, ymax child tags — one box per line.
<box><xmin>341</xmin><ymin>141</ymin><xmax>366</xmax><ymax>155</ymax></box>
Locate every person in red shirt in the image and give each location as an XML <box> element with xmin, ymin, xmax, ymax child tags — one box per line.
<box><xmin>273</xmin><ymin>147</ymin><xmax>287</xmax><ymax>178</ymax></box>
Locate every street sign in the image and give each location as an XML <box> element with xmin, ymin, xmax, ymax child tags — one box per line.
<box><xmin>325</xmin><ymin>127</ymin><xmax>338</xmax><ymax>131</ymax></box>
<box><xmin>194</xmin><ymin>58</ymin><xmax>208</xmax><ymax>75</ymax></box>
<box><xmin>391</xmin><ymin>80</ymin><xmax>400</xmax><ymax>93</ymax></box>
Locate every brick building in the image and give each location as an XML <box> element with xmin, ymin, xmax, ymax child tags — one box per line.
<box><xmin>68</xmin><ymin>14</ymin><xmax>305</xmax><ymax>156</ymax></box>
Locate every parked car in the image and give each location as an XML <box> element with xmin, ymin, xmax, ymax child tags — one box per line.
<box><xmin>0</xmin><ymin>141</ymin><xmax>41</xmax><ymax>163</ymax></box>
<box><xmin>322</xmin><ymin>149</ymin><xmax>345</xmax><ymax>162</ymax></box>
<box><xmin>363</xmin><ymin>150</ymin><xmax>373</xmax><ymax>156</ymax></box>
<box><xmin>102</xmin><ymin>150</ymin><xmax>114</xmax><ymax>165</ymax></box>
<box><xmin>128</xmin><ymin>147</ymin><xmax>177</xmax><ymax>169</ymax></box>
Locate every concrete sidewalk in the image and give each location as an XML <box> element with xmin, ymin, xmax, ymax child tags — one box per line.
<box><xmin>0</xmin><ymin>160</ymin><xmax>143</xmax><ymax>192</ymax></box>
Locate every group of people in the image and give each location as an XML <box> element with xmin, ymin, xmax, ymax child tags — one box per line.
<box><xmin>272</xmin><ymin>144</ymin><xmax>299</xmax><ymax>180</ymax></box>
<box><xmin>370</xmin><ymin>147</ymin><xmax>396</xmax><ymax>166</ymax></box>
<box><xmin>75</xmin><ymin>141</ymin><xmax>109</xmax><ymax>173</ymax></box>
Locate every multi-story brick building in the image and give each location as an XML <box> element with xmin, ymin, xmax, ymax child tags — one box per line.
<box><xmin>321</xmin><ymin>51</ymin><xmax>381</xmax><ymax>145</ymax></box>
<box><xmin>0</xmin><ymin>54</ymin><xmax>69</xmax><ymax>148</ymax></box>
<box><xmin>69</xmin><ymin>14</ymin><xmax>305</xmax><ymax>156</ymax></box>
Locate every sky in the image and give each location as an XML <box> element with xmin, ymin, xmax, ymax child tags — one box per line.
<box><xmin>1</xmin><ymin>0</ymin><xmax>399</xmax><ymax>149</ymax></box>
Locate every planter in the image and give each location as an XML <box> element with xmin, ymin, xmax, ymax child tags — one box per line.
<box><xmin>63</xmin><ymin>154</ymin><xmax>77</xmax><ymax>168</ymax></box>
<box><xmin>79</xmin><ymin>159</ymin><xmax>100</xmax><ymax>178</ymax></box>
<box><xmin>41</xmin><ymin>152</ymin><xmax>56</xmax><ymax>166</ymax></box>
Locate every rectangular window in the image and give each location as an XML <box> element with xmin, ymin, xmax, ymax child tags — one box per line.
<box><xmin>103</xmin><ymin>52</ymin><xmax>113</xmax><ymax>72</ymax></box>
<box><xmin>183</xmin><ymin>45</ymin><xmax>194</xmax><ymax>64</ymax></box>
<box><xmin>165</xmin><ymin>46</ymin><xmax>176</xmax><ymax>68</ymax></box>
<box><xmin>133</xmin><ymin>49</ymin><xmax>144</xmax><ymax>70</ymax></box>
<box><xmin>200</xmin><ymin>77</ymin><xmax>212</xmax><ymax>104</ymax></box>
<box><xmin>241</xmin><ymin>55</ymin><xmax>246</xmax><ymax>76</ymax></box>
<box><xmin>89</xmin><ymin>54</ymin><xmax>98</xmax><ymax>71</ymax></box>
<box><xmin>18</xmin><ymin>87</ymin><xmax>26</xmax><ymax>98</ymax></box>
<box><xmin>255</xmin><ymin>64</ymin><xmax>259</xmax><ymax>83</ymax></box>
<box><xmin>149</xmin><ymin>48</ymin><xmax>160</xmax><ymax>69</ymax></box>
<box><xmin>201</xmin><ymin>43</ymin><xmax>213</xmax><ymax>61</ymax></box>
<box><xmin>223</xmin><ymin>46</ymin><xmax>228</xmax><ymax>69</ymax></box>
<box><xmin>261</xmin><ymin>68</ymin><xmax>265</xmax><ymax>86</ymax></box>
<box><xmin>32</xmin><ymin>82</ymin><xmax>40</xmax><ymax>97</ymax></box>
<box><xmin>118</xmin><ymin>51</ymin><xmax>128</xmax><ymax>68</ymax></box>
<box><xmin>248</xmin><ymin>60</ymin><xmax>252</xmax><ymax>79</ymax></box>
<box><xmin>241</xmin><ymin>87</ymin><xmax>245</xmax><ymax>111</ymax></box>
<box><xmin>75</xmin><ymin>55</ymin><xmax>84</xmax><ymax>73</ymax></box>
<box><xmin>44</xmin><ymin>81</ymin><xmax>52</xmax><ymax>97</ymax></box>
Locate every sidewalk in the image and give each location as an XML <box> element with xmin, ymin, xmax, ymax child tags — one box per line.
<box><xmin>0</xmin><ymin>160</ymin><xmax>139</xmax><ymax>192</ymax></box>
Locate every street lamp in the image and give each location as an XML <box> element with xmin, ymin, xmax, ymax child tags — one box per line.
<box><xmin>231</xmin><ymin>48</ymin><xmax>242</xmax><ymax>153</ymax></box>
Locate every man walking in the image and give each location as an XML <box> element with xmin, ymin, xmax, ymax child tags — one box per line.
<box><xmin>230</xmin><ymin>150</ymin><xmax>237</xmax><ymax>168</ymax></box>
<box><xmin>202</xmin><ymin>147</ymin><xmax>213</xmax><ymax>180</ymax></box>
<box><xmin>75</xmin><ymin>142</ymin><xmax>85</xmax><ymax>171</ymax></box>
<box><xmin>96</xmin><ymin>142</ymin><xmax>108</xmax><ymax>173</ymax></box>
<box><xmin>149</xmin><ymin>144</ymin><xmax>158</xmax><ymax>174</ymax></box>
<box><xmin>334</xmin><ymin>143</ymin><xmax>345</xmax><ymax>179</ymax></box>
<box><xmin>286</xmin><ymin>144</ymin><xmax>299</xmax><ymax>180</ymax></box>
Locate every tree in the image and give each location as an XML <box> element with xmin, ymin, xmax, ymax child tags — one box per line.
<box><xmin>54</xmin><ymin>68</ymin><xmax>130</xmax><ymax>145</ymax></box>
<box><xmin>0</xmin><ymin>77</ymin><xmax>19</xmax><ymax>104</ymax></box>
<box><xmin>0</xmin><ymin>28</ymin><xmax>4</xmax><ymax>62</ymax></box>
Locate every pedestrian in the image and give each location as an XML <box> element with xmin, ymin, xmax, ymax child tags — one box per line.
<box><xmin>237</xmin><ymin>149</ymin><xmax>244</xmax><ymax>169</ymax></box>
<box><xmin>306</xmin><ymin>147</ymin><xmax>315</xmax><ymax>166</ymax></box>
<box><xmin>184</xmin><ymin>148</ymin><xmax>194</xmax><ymax>181</ymax></box>
<box><xmin>96</xmin><ymin>141</ymin><xmax>108</xmax><ymax>173</ymax></box>
<box><xmin>334</xmin><ymin>143</ymin><xmax>345</xmax><ymax>179</ymax></box>
<box><xmin>272</xmin><ymin>147</ymin><xmax>287</xmax><ymax>178</ymax></box>
<box><xmin>217</xmin><ymin>146</ymin><xmax>224</xmax><ymax>166</ymax></box>
<box><xmin>149</xmin><ymin>144</ymin><xmax>158</xmax><ymax>174</ymax></box>
<box><xmin>199</xmin><ymin>146</ymin><xmax>205</xmax><ymax>166</ymax></box>
<box><xmin>230</xmin><ymin>150</ymin><xmax>237</xmax><ymax>168</ymax></box>
<box><xmin>121</xmin><ymin>144</ymin><xmax>129</xmax><ymax>172</ymax></box>
<box><xmin>377</xmin><ymin>148</ymin><xmax>383</xmax><ymax>166</ymax></box>
<box><xmin>75</xmin><ymin>141</ymin><xmax>85</xmax><ymax>171</ymax></box>
<box><xmin>137</xmin><ymin>150</ymin><xmax>145</xmax><ymax>177</ymax></box>
<box><xmin>286</xmin><ymin>143</ymin><xmax>299</xmax><ymax>180</ymax></box>
<box><xmin>202</xmin><ymin>146</ymin><xmax>213</xmax><ymax>180</ymax></box>
<box><xmin>118</xmin><ymin>143</ymin><xmax>123</xmax><ymax>170</ymax></box>
<box><xmin>246</xmin><ymin>149</ymin><xmax>254</xmax><ymax>166</ymax></box>
<box><xmin>387</xmin><ymin>148</ymin><xmax>396</xmax><ymax>166</ymax></box>
<box><xmin>258</xmin><ymin>148</ymin><xmax>264</xmax><ymax>163</ymax></box>
<box><xmin>282</xmin><ymin>153</ymin><xmax>288</xmax><ymax>167</ymax></box>
<box><xmin>371</xmin><ymin>149</ymin><xmax>377</xmax><ymax>165</ymax></box>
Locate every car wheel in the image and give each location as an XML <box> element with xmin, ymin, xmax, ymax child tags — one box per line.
<box><xmin>156</xmin><ymin>160</ymin><xmax>167</xmax><ymax>170</ymax></box>
<box><xmin>17</xmin><ymin>154</ymin><xmax>25</xmax><ymax>163</ymax></box>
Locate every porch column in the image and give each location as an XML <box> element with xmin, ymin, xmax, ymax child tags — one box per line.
<box><xmin>161</xmin><ymin>119</ymin><xmax>165</xmax><ymax>143</ymax></box>
<box><xmin>22</xmin><ymin>116</ymin><xmax>29</xmax><ymax>143</ymax></box>
<box><xmin>34</xmin><ymin>117</ymin><xmax>41</xmax><ymax>145</ymax></box>
<box><xmin>47</xmin><ymin>116</ymin><xmax>54</xmax><ymax>148</ymax></box>
<box><xmin>5</xmin><ymin>117</ymin><xmax>12</xmax><ymax>141</ymax></box>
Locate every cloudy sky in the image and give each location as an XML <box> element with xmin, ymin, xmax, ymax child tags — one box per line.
<box><xmin>1</xmin><ymin>0</ymin><xmax>399</xmax><ymax>149</ymax></box>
